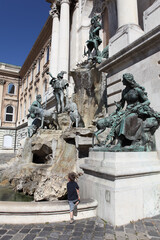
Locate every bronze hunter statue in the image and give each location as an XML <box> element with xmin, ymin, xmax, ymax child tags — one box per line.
<box><xmin>84</xmin><ymin>15</ymin><xmax>109</xmax><ymax>64</ymax></box>
<box><xmin>47</xmin><ymin>71</ymin><xmax>69</xmax><ymax>113</ymax></box>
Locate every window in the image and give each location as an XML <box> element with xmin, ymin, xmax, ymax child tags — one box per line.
<box><xmin>46</xmin><ymin>46</ymin><xmax>49</xmax><ymax>63</ymax></box>
<box><xmin>37</xmin><ymin>59</ymin><xmax>40</xmax><ymax>73</ymax></box>
<box><xmin>29</xmin><ymin>95</ymin><xmax>31</xmax><ymax>108</ymax></box>
<box><xmin>35</xmin><ymin>88</ymin><xmax>38</xmax><ymax>97</ymax></box>
<box><xmin>21</xmin><ymin>80</ymin><xmax>24</xmax><ymax>92</ymax></box>
<box><xmin>5</xmin><ymin>105</ymin><xmax>14</xmax><ymax>122</ymax></box>
<box><xmin>31</xmin><ymin>69</ymin><xmax>34</xmax><ymax>82</ymax></box>
<box><xmin>24</xmin><ymin>100</ymin><xmax>26</xmax><ymax>118</ymax></box>
<box><xmin>43</xmin><ymin>80</ymin><xmax>47</xmax><ymax>101</ymax></box>
<box><xmin>26</xmin><ymin>76</ymin><xmax>28</xmax><ymax>88</ymax></box>
<box><xmin>3</xmin><ymin>135</ymin><xmax>13</xmax><ymax>148</ymax></box>
<box><xmin>8</xmin><ymin>83</ymin><xmax>15</xmax><ymax>94</ymax></box>
<box><xmin>20</xmin><ymin>104</ymin><xmax>22</xmax><ymax>121</ymax></box>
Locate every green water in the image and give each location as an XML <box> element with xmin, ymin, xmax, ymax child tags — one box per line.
<box><xmin>0</xmin><ymin>186</ymin><xmax>34</xmax><ymax>202</ymax></box>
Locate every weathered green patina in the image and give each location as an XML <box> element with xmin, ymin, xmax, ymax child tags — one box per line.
<box><xmin>27</xmin><ymin>94</ymin><xmax>42</xmax><ymax>137</ymax></box>
<box><xmin>48</xmin><ymin>71</ymin><xmax>69</xmax><ymax>113</ymax></box>
<box><xmin>84</xmin><ymin>15</ymin><xmax>109</xmax><ymax>64</ymax></box>
<box><xmin>27</xmin><ymin>94</ymin><xmax>59</xmax><ymax>137</ymax></box>
<box><xmin>93</xmin><ymin>73</ymin><xmax>160</xmax><ymax>152</ymax></box>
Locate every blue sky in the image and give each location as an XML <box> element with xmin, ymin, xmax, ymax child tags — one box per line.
<box><xmin>0</xmin><ymin>0</ymin><xmax>50</xmax><ymax>66</ymax></box>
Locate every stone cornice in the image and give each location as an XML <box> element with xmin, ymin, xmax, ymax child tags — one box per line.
<box><xmin>0</xmin><ymin>69</ymin><xmax>20</xmax><ymax>78</ymax></box>
<box><xmin>98</xmin><ymin>25</ymin><xmax>160</xmax><ymax>73</ymax></box>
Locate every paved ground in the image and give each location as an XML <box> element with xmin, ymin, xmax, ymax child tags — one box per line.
<box><xmin>0</xmin><ymin>215</ymin><xmax>160</xmax><ymax>240</ymax></box>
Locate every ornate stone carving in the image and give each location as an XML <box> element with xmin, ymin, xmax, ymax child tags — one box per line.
<box><xmin>49</xmin><ymin>4</ymin><xmax>59</xmax><ymax>17</ymax></box>
<box><xmin>40</xmin><ymin>49</ymin><xmax>45</xmax><ymax>58</ymax></box>
<box><xmin>0</xmin><ymin>79</ymin><xmax>6</xmax><ymax>85</ymax></box>
<box><xmin>32</xmin><ymin>60</ymin><xmax>37</xmax><ymax>69</ymax></box>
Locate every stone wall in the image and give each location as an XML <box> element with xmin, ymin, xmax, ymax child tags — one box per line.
<box><xmin>16</xmin><ymin>125</ymin><xmax>28</xmax><ymax>149</ymax></box>
<box><xmin>0</xmin><ymin>128</ymin><xmax>16</xmax><ymax>153</ymax></box>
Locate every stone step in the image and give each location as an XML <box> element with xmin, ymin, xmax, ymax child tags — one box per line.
<box><xmin>0</xmin><ymin>198</ymin><xmax>98</xmax><ymax>224</ymax></box>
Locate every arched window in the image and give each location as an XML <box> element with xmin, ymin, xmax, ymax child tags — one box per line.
<box><xmin>5</xmin><ymin>105</ymin><xmax>14</xmax><ymax>122</ymax></box>
<box><xmin>26</xmin><ymin>75</ymin><xmax>28</xmax><ymax>88</ymax></box>
<box><xmin>20</xmin><ymin>104</ymin><xmax>22</xmax><ymax>121</ymax></box>
<box><xmin>31</xmin><ymin>68</ymin><xmax>34</xmax><ymax>82</ymax></box>
<box><xmin>29</xmin><ymin>95</ymin><xmax>32</xmax><ymax>108</ymax></box>
<box><xmin>35</xmin><ymin>88</ymin><xmax>38</xmax><ymax>97</ymax></box>
<box><xmin>3</xmin><ymin>135</ymin><xmax>13</xmax><ymax>148</ymax></box>
<box><xmin>21</xmin><ymin>80</ymin><xmax>24</xmax><ymax>92</ymax></box>
<box><xmin>24</xmin><ymin>100</ymin><xmax>26</xmax><ymax>118</ymax></box>
<box><xmin>46</xmin><ymin>46</ymin><xmax>50</xmax><ymax>63</ymax></box>
<box><xmin>8</xmin><ymin>83</ymin><xmax>15</xmax><ymax>94</ymax></box>
<box><xmin>43</xmin><ymin>80</ymin><xmax>47</xmax><ymax>101</ymax></box>
<box><xmin>37</xmin><ymin>59</ymin><xmax>40</xmax><ymax>73</ymax></box>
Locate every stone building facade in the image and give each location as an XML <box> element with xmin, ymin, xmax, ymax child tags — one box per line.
<box><xmin>0</xmin><ymin>63</ymin><xmax>20</xmax><ymax>153</ymax></box>
<box><xmin>16</xmin><ymin>16</ymin><xmax>53</xmax><ymax>147</ymax></box>
<box><xmin>0</xmin><ymin>0</ymin><xmax>159</xmax><ymax>155</ymax></box>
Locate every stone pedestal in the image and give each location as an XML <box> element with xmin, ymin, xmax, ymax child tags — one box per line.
<box><xmin>143</xmin><ymin>0</ymin><xmax>160</xmax><ymax>33</ymax></box>
<box><xmin>79</xmin><ymin>150</ymin><xmax>160</xmax><ymax>226</ymax></box>
<box><xmin>109</xmin><ymin>24</ymin><xmax>144</xmax><ymax>57</ymax></box>
<box><xmin>109</xmin><ymin>0</ymin><xmax>144</xmax><ymax>57</ymax></box>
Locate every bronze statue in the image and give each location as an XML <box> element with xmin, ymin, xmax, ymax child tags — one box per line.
<box><xmin>27</xmin><ymin>95</ymin><xmax>60</xmax><ymax>137</ymax></box>
<box><xmin>83</xmin><ymin>15</ymin><xmax>109</xmax><ymax>64</ymax></box>
<box><xmin>93</xmin><ymin>73</ymin><xmax>160</xmax><ymax>151</ymax></box>
<box><xmin>84</xmin><ymin>15</ymin><xmax>102</xmax><ymax>62</ymax></box>
<box><xmin>65</xmin><ymin>99</ymin><xmax>85</xmax><ymax>128</ymax></box>
<box><xmin>47</xmin><ymin>71</ymin><xmax>69</xmax><ymax>113</ymax></box>
<box><xmin>27</xmin><ymin>95</ymin><xmax>42</xmax><ymax>137</ymax></box>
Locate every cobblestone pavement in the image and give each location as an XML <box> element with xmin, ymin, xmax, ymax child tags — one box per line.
<box><xmin>0</xmin><ymin>215</ymin><xmax>160</xmax><ymax>240</ymax></box>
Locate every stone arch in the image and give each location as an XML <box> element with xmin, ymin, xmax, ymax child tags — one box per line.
<box><xmin>5</xmin><ymin>105</ymin><xmax>14</xmax><ymax>122</ymax></box>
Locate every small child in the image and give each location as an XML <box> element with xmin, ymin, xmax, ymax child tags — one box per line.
<box><xmin>67</xmin><ymin>172</ymin><xmax>80</xmax><ymax>224</ymax></box>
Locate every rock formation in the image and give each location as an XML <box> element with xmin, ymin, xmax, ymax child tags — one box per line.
<box><xmin>1</xmin><ymin>128</ymin><xmax>93</xmax><ymax>201</ymax></box>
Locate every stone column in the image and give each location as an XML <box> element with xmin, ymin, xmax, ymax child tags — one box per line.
<box><xmin>49</xmin><ymin>5</ymin><xmax>60</xmax><ymax>77</ymax></box>
<box><xmin>70</xmin><ymin>2</ymin><xmax>79</xmax><ymax>70</ymax></box>
<box><xmin>46</xmin><ymin>4</ymin><xmax>60</xmax><ymax>98</ymax></box>
<box><xmin>109</xmin><ymin>0</ymin><xmax>144</xmax><ymax>57</ymax></box>
<box><xmin>69</xmin><ymin>2</ymin><xmax>79</xmax><ymax>97</ymax></box>
<box><xmin>58</xmin><ymin>0</ymin><xmax>70</xmax><ymax>79</ymax></box>
<box><xmin>117</xmin><ymin>0</ymin><xmax>139</xmax><ymax>28</ymax></box>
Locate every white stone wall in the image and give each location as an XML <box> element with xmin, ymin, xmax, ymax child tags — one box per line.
<box><xmin>16</xmin><ymin>126</ymin><xmax>28</xmax><ymax>149</ymax></box>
